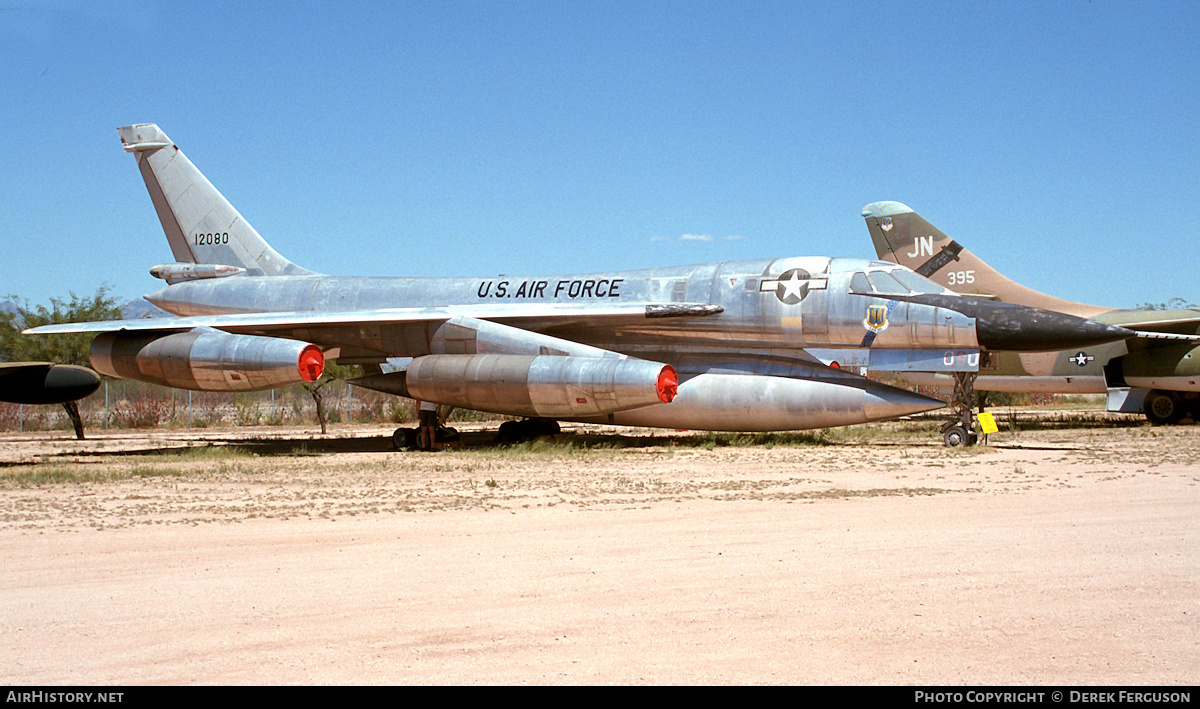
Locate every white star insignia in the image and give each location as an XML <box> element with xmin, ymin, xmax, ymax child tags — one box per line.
<box><xmin>778</xmin><ymin>271</ymin><xmax>807</xmax><ymax>301</ymax></box>
<box><xmin>1068</xmin><ymin>352</ymin><xmax>1094</xmax><ymax>367</ymax></box>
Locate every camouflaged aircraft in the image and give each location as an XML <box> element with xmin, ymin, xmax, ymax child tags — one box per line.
<box><xmin>863</xmin><ymin>201</ymin><xmax>1200</xmax><ymax>426</ymax></box>
<box><xmin>25</xmin><ymin>126</ymin><xmax>1136</xmax><ymax>447</ymax></box>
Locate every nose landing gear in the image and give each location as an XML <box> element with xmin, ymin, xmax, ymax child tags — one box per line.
<box><xmin>942</xmin><ymin>371</ymin><xmax>979</xmax><ymax>447</ymax></box>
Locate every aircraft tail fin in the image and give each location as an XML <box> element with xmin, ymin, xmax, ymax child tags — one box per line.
<box><xmin>117</xmin><ymin>124</ymin><xmax>316</xmax><ymax>277</ymax></box>
<box><xmin>861</xmin><ymin>201</ymin><xmax>1106</xmax><ymax>318</ymax></box>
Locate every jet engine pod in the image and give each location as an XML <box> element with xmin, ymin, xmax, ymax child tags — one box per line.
<box><xmin>404</xmin><ymin>354</ymin><xmax>676</xmax><ymax>418</ymax></box>
<box><xmin>90</xmin><ymin>330</ymin><xmax>324</xmax><ymax>391</ymax></box>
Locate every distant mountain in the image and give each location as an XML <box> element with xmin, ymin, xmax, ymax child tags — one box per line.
<box><xmin>0</xmin><ymin>297</ymin><xmax>170</xmax><ymax>323</ymax></box>
<box><xmin>119</xmin><ymin>299</ymin><xmax>172</xmax><ymax>319</ymax></box>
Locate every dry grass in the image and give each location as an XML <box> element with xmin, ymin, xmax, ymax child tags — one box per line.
<box><xmin>1</xmin><ymin>417</ymin><xmax>1197</xmax><ymax>532</ymax></box>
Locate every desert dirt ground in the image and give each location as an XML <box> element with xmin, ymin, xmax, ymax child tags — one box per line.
<box><xmin>0</xmin><ymin>417</ymin><xmax>1197</xmax><ymax>685</ymax></box>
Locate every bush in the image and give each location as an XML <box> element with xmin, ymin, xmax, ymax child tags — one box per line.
<box><xmin>111</xmin><ymin>395</ymin><xmax>171</xmax><ymax>429</ymax></box>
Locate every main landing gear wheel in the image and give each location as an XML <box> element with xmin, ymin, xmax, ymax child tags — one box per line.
<box><xmin>497</xmin><ymin>418</ymin><xmax>561</xmax><ymax>443</ymax></box>
<box><xmin>392</xmin><ymin>426</ymin><xmax>418</xmax><ymax>450</ymax></box>
<box><xmin>1144</xmin><ymin>390</ymin><xmax>1184</xmax><ymax>426</ymax></box>
<box><xmin>941</xmin><ymin>371</ymin><xmax>979</xmax><ymax>447</ymax></box>
<box><xmin>392</xmin><ymin>425</ymin><xmax>461</xmax><ymax>451</ymax></box>
<box><xmin>942</xmin><ymin>425</ymin><xmax>976</xmax><ymax>448</ymax></box>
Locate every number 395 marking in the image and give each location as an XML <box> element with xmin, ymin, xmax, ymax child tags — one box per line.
<box><xmin>946</xmin><ymin>270</ymin><xmax>975</xmax><ymax>285</ymax></box>
<box><xmin>193</xmin><ymin>233</ymin><xmax>230</xmax><ymax>245</ymax></box>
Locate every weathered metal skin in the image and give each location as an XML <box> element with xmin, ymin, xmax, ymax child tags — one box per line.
<box><xmin>601</xmin><ymin>370</ymin><xmax>941</xmax><ymax>431</ymax></box>
<box><xmin>359</xmin><ymin>354</ymin><xmax>677</xmax><ymax>419</ymax></box>
<box><xmin>584</xmin><ymin>351</ymin><xmax>947</xmax><ymax>430</ymax></box>
<box><xmin>428</xmin><ymin>316</ymin><xmax>624</xmax><ymax>357</ymax></box>
<box><xmin>141</xmin><ymin>261</ymin><xmax>966</xmax><ymax>354</ymax></box>
<box><xmin>140</xmin><ymin>257</ymin><xmax>1129</xmax><ymax>359</ymax></box>
<box><xmin>90</xmin><ymin>330</ymin><xmax>324</xmax><ymax>392</ymax></box>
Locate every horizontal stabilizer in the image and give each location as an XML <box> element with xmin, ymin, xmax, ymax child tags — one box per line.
<box><xmin>1135</xmin><ymin>331</ymin><xmax>1200</xmax><ymax>341</ymax></box>
<box><xmin>118</xmin><ymin>124</ymin><xmax>172</xmax><ymax>151</ymax></box>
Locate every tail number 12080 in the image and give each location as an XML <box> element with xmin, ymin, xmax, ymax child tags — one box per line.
<box><xmin>194</xmin><ymin>233</ymin><xmax>230</xmax><ymax>245</ymax></box>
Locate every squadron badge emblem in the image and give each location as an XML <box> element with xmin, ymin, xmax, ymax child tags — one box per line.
<box><xmin>864</xmin><ymin>304</ymin><xmax>889</xmax><ymax>332</ymax></box>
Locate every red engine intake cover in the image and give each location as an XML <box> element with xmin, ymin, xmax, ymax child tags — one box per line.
<box><xmin>656</xmin><ymin>365</ymin><xmax>679</xmax><ymax>403</ymax></box>
<box><xmin>298</xmin><ymin>346</ymin><xmax>325</xmax><ymax>382</ymax></box>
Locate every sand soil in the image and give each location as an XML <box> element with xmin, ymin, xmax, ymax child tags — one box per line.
<box><xmin>0</xmin><ymin>421</ymin><xmax>1197</xmax><ymax>684</ymax></box>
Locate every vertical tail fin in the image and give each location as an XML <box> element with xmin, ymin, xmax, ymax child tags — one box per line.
<box><xmin>861</xmin><ymin>201</ymin><xmax>1107</xmax><ymax>318</ymax></box>
<box><xmin>117</xmin><ymin>124</ymin><xmax>316</xmax><ymax>277</ymax></box>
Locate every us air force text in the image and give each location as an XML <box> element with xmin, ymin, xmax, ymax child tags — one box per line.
<box><xmin>476</xmin><ymin>279</ymin><xmax>624</xmax><ymax>299</ymax></box>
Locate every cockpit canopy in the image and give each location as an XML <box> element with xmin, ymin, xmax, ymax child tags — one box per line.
<box><xmin>850</xmin><ymin>265</ymin><xmax>949</xmax><ymax>296</ymax></box>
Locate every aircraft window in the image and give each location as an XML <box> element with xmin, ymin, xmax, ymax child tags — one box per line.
<box><xmin>866</xmin><ymin>271</ymin><xmax>910</xmax><ymax>295</ymax></box>
<box><xmin>850</xmin><ymin>273</ymin><xmax>872</xmax><ymax>293</ymax></box>
<box><xmin>890</xmin><ymin>269</ymin><xmax>943</xmax><ymax>294</ymax></box>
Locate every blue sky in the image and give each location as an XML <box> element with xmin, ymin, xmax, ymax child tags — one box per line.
<box><xmin>2</xmin><ymin>0</ymin><xmax>1196</xmax><ymax>311</ymax></box>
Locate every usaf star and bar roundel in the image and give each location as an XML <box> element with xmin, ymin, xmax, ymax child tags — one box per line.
<box><xmin>759</xmin><ymin>268</ymin><xmax>827</xmax><ymax>305</ymax></box>
<box><xmin>1069</xmin><ymin>351</ymin><xmax>1094</xmax><ymax>367</ymax></box>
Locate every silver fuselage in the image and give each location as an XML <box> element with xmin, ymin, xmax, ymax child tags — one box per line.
<box><xmin>146</xmin><ymin>256</ymin><xmax>977</xmax><ymax>367</ymax></box>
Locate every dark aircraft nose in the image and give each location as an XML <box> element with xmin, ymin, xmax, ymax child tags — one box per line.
<box><xmin>973</xmin><ymin>302</ymin><xmax>1134</xmax><ymax>352</ymax></box>
<box><xmin>0</xmin><ymin>363</ymin><xmax>101</xmax><ymax>405</ymax></box>
<box><xmin>895</xmin><ymin>293</ymin><xmax>1135</xmax><ymax>352</ymax></box>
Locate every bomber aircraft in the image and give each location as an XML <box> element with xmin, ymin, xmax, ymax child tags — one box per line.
<box><xmin>862</xmin><ymin>201</ymin><xmax>1200</xmax><ymax>428</ymax></box>
<box><xmin>26</xmin><ymin>126</ymin><xmax>1136</xmax><ymax>447</ymax></box>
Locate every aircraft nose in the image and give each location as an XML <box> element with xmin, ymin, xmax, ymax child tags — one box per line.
<box><xmin>885</xmin><ymin>292</ymin><xmax>1136</xmax><ymax>353</ymax></box>
<box><xmin>43</xmin><ymin>365</ymin><xmax>102</xmax><ymax>399</ymax></box>
<box><xmin>0</xmin><ymin>364</ymin><xmax>101</xmax><ymax>405</ymax></box>
<box><xmin>974</xmin><ymin>302</ymin><xmax>1135</xmax><ymax>352</ymax></box>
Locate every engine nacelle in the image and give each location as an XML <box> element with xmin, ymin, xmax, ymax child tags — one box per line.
<box><xmin>90</xmin><ymin>330</ymin><xmax>324</xmax><ymax>391</ymax></box>
<box><xmin>391</xmin><ymin>354</ymin><xmax>677</xmax><ymax>418</ymax></box>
